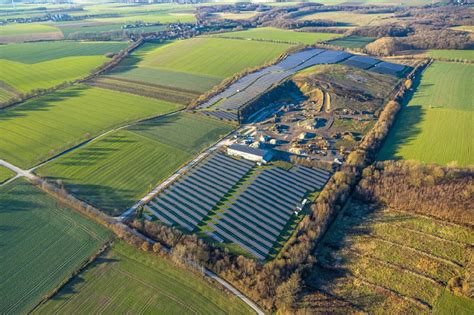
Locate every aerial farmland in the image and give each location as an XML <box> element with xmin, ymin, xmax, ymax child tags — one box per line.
<box><xmin>1</xmin><ymin>0</ymin><xmax>472</xmax><ymax>314</ymax></box>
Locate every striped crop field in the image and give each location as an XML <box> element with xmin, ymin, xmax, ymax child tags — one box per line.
<box><xmin>34</xmin><ymin>241</ymin><xmax>253</xmax><ymax>314</ymax></box>
<box><xmin>211</xmin><ymin>27</ymin><xmax>342</xmax><ymax>45</ymax></box>
<box><xmin>0</xmin><ymin>41</ymin><xmax>127</xmax><ymax>96</ymax></box>
<box><xmin>0</xmin><ymin>85</ymin><xmax>181</xmax><ymax>168</ymax></box>
<box><xmin>0</xmin><ymin>179</ymin><xmax>112</xmax><ymax>314</ymax></box>
<box><xmin>36</xmin><ymin>113</ymin><xmax>234</xmax><ymax>215</ymax></box>
<box><xmin>0</xmin><ymin>41</ymin><xmax>128</xmax><ymax>63</ymax></box>
<box><xmin>379</xmin><ymin>62</ymin><xmax>473</xmax><ymax>166</ymax></box>
<box><xmin>108</xmin><ymin>38</ymin><xmax>292</xmax><ymax>93</ymax></box>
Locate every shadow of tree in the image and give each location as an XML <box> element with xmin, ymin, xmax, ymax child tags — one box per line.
<box><xmin>300</xmin><ymin>199</ymin><xmax>416</xmax><ymax>311</ymax></box>
<box><xmin>377</xmin><ymin>72</ymin><xmax>427</xmax><ymax>161</ymax></box>
<box><xmin>47</xmin><ymin>256</ymin><xmax>120</xmax><ymax>301</ymax></box>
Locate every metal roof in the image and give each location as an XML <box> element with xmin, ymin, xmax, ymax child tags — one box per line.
<box><xmin>228</xmin><ymin>144</ymin><xmax>268</xmax><ymax>158</ymax></box>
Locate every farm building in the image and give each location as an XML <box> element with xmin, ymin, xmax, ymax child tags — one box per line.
<box><xmin>227</xmin><ymin>144</ymin><xmax>273</xmax><ymax>163</ymax></box>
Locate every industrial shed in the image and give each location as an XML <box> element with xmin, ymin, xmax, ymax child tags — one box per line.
<box><xmin>227</xmin><ymin>144</ymin><xmax>273</xmax><ymax>163</ymax></box>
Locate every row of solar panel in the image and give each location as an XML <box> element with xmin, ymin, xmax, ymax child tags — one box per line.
<box><xmin>201</xmin><ymin>110</ymin><xmax>239</xmax><ymax>121</ymax></box>
<box><xmin>198</xmin><ymin>49</ymin><xmax>408</xmax><ymax>111</ymax></box>
<box><xmin>213</xmin><ymin>50</ymin><xmax>353</xmax><ymax>111</ymax></box>
<box><xmin>146</xmin><ymin>153</ymin><xmax>254</xmax><ymax>231</ymax></box>
<box><xmin>210</xmin><ymin>165</ymin><xmax>331</xmax><ymax>259</ymax></box>
<box><xmin>197</xmin><ymin>49</ymin><xmax>325</xmax><ymax>110</ymax></box>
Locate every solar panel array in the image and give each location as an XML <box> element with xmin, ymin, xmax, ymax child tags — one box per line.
<box><xmin>342</xmin><ymin>55</ymin><xmax>380</xmax><ymax>70</ymax></box>
<box><xmin>201</xmin><ymin>110</ymin><xmax>239</xmax><ymax>122</ymax></box>
<box><xmin>371</xmin><ymin>61</ymin><xmax>407</xmax><ymax>75</ymax></box>
<box><xmin>145</xmin><ymin>153</ymin><xmax>254</xmax><ymax>231</ymax></box>
<box><xmin>198</xmin><ymin>48</ymin><xmax>357</xmax><ymax>111</ymax></box>
<box><xmin>209</xmin><ymin>165</ymin><xmax>331</xmax><ymax>260</ymax></box>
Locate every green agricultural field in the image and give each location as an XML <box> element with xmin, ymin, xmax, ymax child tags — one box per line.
<box><xmin>92</xmin><ymin>12</ymin><xmax>196</xmax><ymax>24</ymax></box>
<box><xmin>0</xmin><ymin>165</ymin><xmax>15</xmax><ymax>183</ymax></box>
<box><xmin>0</xmin><ymin>179</ymin><xmax>112</xmax><ymax>314</ymax></box>
<box><xmin>0</xmin><ymin>23</ymin><xmax>59</xmax><ymax>36</ymax></box>
<box><xmin>34</xmin><ymin>241</ymin><xmax>252</xmax><ymax>314</ymax></box>
<box><xmin>379</xmin><ymin>62</ymin><xmax>473</xmax><ymax>166</ymax></box>
<box><xmin>0</xmin><ymin>56</ymin><xmax>107</xmax><ymax>93</ymax></box>
<box><xmin>0</xmin><ymin>86</ymin><xmax>180</xmax><ymax>168</ymax></box>
<box><xmin>212</xmin><ymin>27</ymin><xmax>342</xmax><ymax>45</ymax></box>
<box><xmin>0</xmin><ymin>23</ymin><xmax>63</xmax><ymax>43</ymax></box>
<box><xmin>0</xmin><ymin>40</ymin><xmax>128</xmax><ymax>96</ymax></box>
<box><xmin>0</xmin><ymin>41</ymin><xmax>128</xmax><ymax>63</ymax></box>
<box><xmin>59</xmin><ymin>23</ymin><xmax>166</xmax><ymax>38</ymax></box>
<box><xmin>427</xmin><ymin>49</ymin><xmax>474</xmax><ymax>61</ymax></box>
<box><xmin>299</xmin><ymin>11</ymin><xmax>401</xmax><ymax>26</ymax></box>
<box><xmin>36</xmin><ymin>113</ymin><xmax>233</xmax><ymax>215</ymax></box>
<box><xmin>326</xmin><ymin>35</ymin><xmax>375</xmax><ymax>48</ymax></box>
<box><xmin>109</xmin><ymin>38</ymin><xmax>291</xmax><ymax>92</ymax></box>
<box><xmin>109</xmin><ymin>65</ymin><xmax>222</xmax><ymax>93</ymax></box>
<box><xmin>139</xmin><ymin>38</ymin><xmax>291</xmax><ymax>78</ymax></box>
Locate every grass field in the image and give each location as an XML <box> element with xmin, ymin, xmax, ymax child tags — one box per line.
<box><xmin>0</xmin><ymin>56</ymin><xmax>109</xmax><ymax>93</ymax></box>
<box><xmin>215</xmin><ymin>11</ymin><xmax>259</xmax><ymax>20</ymax></box>
<box><xmin>92</xmin><ymin>12</ymin><xmax>196</xmax><ymax>24</ymax></box>
<box><xmin>34</xmin><ymin>241</ymin><xmax>252</xmax><ymax>314</ymax></box>
<box><xmin>0</xmin><ymin>86</ymin><xmax>180</xmax><ymax>168</ymax></box>
<box><xmin>433</xmin><ymin>289</ymin><xmax>474</xmax><ymax>315</ymax></box>
<box><xmin>299</xmin><ymin>11</ymin><xmax>401</xmax><ymax>26</ymax></box>
<box><xmin>0</xmin><ymin>41</ymin><xmax>128</xmax><ymax>95</ymax></box>
<box><xmin>326</xmin><ymin>35</ymin><xmax>375</xmax><ymax>48</ymax></box>
<box><xmin>451</xmin><ymin>25</ymin><xmax>474</xmax><ymax>33</ymax></box>
<box><xmin>0</xmin><ymin>23</ymin><xmax>63</xmax><ymax>42</ymax></box>
<box><xmin>426</xmin><ymin>49</ymin><xmax>474</xmax><ymax>61</ymax></box>
<box><xmin>36</xmin><ymin>113</ymin><xmax>233</xmax><ymax>215</ymax></box>
<box><xmin>301</xmin><ymin>199</ymin><xmax>474</xmax><ymax>313</ymax></box>
<box><xmin>0</xmin><ymin>41</ymin><xmax>128</xmax><ymax>63</ymax></box>
<box><xmin>212</xmin><ymin>27</ymin><xmax>342</xmax><ymax>45</ymax></box>
<box><xmin>379</xmin><ymin>62</ymin><xmax>473</xmax><ymax>166</ymax></box>
<box><xmin>109</xmin><ymin>38</ymin><xmax>291</xmax><ymax>92</ymax></box>
<box><xmin>59</xmin><ymin>23</ymin><xmax>166</xmax><ymax>38</ymax></box>
<box><xmin>139</xmin><ymin>38</ymin><xmax>291</xmax><ymax>78</ymax></box>
<box><xmin>0</xmin><ymin>23</ymin><xmax>59</xmax><ymax>36</ymax></box>
<box><xmin>0</xmin><ymin>179</ymin><xmax>112</xmax><ymax>314</ymax></box>
<box><xmin>0</xmin><ymin>165</ymin><xmax>15</xmax><ymax>183</ymax></box>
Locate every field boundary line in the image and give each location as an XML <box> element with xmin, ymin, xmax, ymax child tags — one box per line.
<box><xmin>306</xmin><ymin>288</ymin><xmax>368</xmax><ymax>314</ymax></box>
<box><xmin>345</xmin><ymin>275</ymin><xmax>432</xmax><ymax>311</ymax></box>
<box><xmin>383</xmin><ymin>224</ymin><xmax>471</xmax><ymax>247</ymax></box>
<box><xmin>29</xmin><ymin>108</ymin><xmax>185</xmax><ymax>172</ymax></box>
<box><xmin>384</xmin><ymin>207</ymin><xmax>474</xmax><ymax>230</ymax></box>
<box><xmin>115</xmin><ymin>268</ymin><xmax>199</xmax><ymax>314</ymax></box>
<box><xmin>345</xmin><ymin>249</ymin><xmax>446</xmax><ymax>287</ymax></box>
<box><xmin>366</xmin><ymin>235</ymin><xmax>464</xmax><ymax>268</ymax></box>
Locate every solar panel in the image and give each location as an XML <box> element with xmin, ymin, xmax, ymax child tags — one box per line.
<box><xmin>232</xmin><ymin>202</ymin><xmax>287</xmax><ymax>229</ymax></box>
<box><xmin>210</xmin><ymin>224</ymin><xmax>267</xmax><ymax>260</ymax></box>
<box><xmin>218</xmin><ymin>218</ymin><xmax>274</xmax><ymax>250</ymax></box>
<box><xmin>157</xmin><ymin>193</ymin><xmax>203</xmax><ymax>223</ymax></box>
<box><xmin>227</xmin><ymin>206</ymin><xmax>281</xmax><ymax>235</ymax></box>
<box><xmin>221</xmin><ymin>211</ymin><xmax>278</xmax><ymax>243</ymax></box>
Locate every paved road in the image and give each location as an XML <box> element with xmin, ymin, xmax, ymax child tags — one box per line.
<box><xmin>205</xmin><ymin>269</ymin><xmax>265</xmax><ymax>315</ymax></box>
<box><xmin>0</xmin><ymin>159</ymin><xmax>37</xmax><ymax>187</ymax></box>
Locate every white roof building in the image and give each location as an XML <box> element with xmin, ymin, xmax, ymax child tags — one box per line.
<box><xmin>227</xmin><ymin>144</ymin><xmax>273</xmax><ymax>163</ymax></box>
